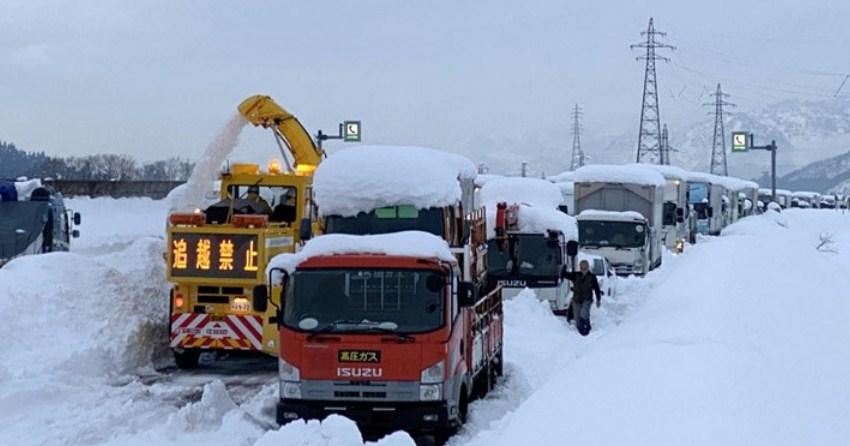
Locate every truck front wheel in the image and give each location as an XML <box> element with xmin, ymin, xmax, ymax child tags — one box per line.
<box><xmin>174</xmin><ymin>350</ymin><xmax>200</xmax><ymax>369</ymax></box>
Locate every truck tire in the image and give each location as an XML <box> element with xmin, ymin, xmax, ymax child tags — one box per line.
<box><xmin>174</xmin><ymin>350</ymin><xmax>200</xmax><ymax>369</ymax></box>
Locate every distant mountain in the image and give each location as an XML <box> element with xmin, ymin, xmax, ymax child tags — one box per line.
<box><xmin>670</xmin><ymin>98</ymin><xmax>850</xmax><ymax>179</ymax></box>
<box><xmin>759</xmin><ymin>149</ymin><xmax>850</xmax><ymax>193</ymax></box>
<box><xmin>467</xmin><ymin>97</ymin><xmax>850</xmax><ymax>180</ymax></box>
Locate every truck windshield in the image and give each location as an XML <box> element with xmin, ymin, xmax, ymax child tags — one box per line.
<box><xmin>324</xmin><ymin>206</ymin><xmax>444</xmax><ymax>237</ymax></box>
<box><xmin>284</xmin><ymin>268</ymin><xmax>445</xmax><ymax>334</ymax></box>
<box><xmin>688</xmin><ymin>182</ymin><xmax>709</xmax><ymax>204</ymax></box>
<box><xmin>578</xmin><ymin>220</ymin><xmax>646</xmax><ymax>248</ymax></box>
<box><xmin>487</xmin><ymin>235</ymin><xmax>562</xmax><ymax>279</ymax></box>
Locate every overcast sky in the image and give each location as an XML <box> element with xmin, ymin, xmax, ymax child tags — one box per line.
<box><xmin>2</xmin><ymin>0</ymin><xmax>849</xmax><ymax>169</ymax></box>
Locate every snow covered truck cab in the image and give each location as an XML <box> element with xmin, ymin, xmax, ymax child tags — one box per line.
<box><xmin>573</xmin><ymin>165</ymin><xmax>665</xmax><ymax>275</ymax></box>
<box><xmin>313</xmin><ymin>146</ymin><xmax>477</xmax><ymax>242</ymax></box>
<box><xmin>576</xmin><ymin>210</ymin><xmax>652</xmax><ymax>276</ymax></box>
<box><xmin>687</xmin><ymin>174</ymin><xmax>725</xmax><ymax>237</ymax></box>
<box><xmin>257</xmin><ymin>231</ymin><xmax>503</xmax><ymax>440</ymax></box>
<box><xmin>479</xmin><ymin>177</ymin><xmax>579</xmax><ymax>313</ymax></box>
<box><xmin>167</xmin><ymin>95</ymin><xmax>324</xmax><ymax>367</ymax></box>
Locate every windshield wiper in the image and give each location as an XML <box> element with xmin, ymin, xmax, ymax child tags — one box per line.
<box><xmin>360</xmin><ymin>325</ymin><xmax>413</xmax><ymax>341</ymax></box>
<box><xmin>306</xmin><ymin>319</ymin><xmax>360</xmax><ymax>340</ymax></box>
<box><xmin>306</xmin><ymin>319</ymin><xmax>412</xmax><ymax>341</ymax></box>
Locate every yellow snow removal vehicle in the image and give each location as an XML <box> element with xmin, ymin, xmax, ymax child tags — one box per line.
<box><xmin>166</xmin><ymin>95</ymin><xmax>323</xmax><ymax>368</ymax></box>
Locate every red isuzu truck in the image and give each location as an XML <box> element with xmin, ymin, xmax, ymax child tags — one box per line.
<box><xmin>255</xmin><ymin>230</ymin><xmax>502</xmax><ymax>442</ymax></box>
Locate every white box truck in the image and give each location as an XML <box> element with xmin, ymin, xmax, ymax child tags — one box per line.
<box><xmin>573</xmin><ymin>165</ymin><xmax>666</xmax><ymax>275</ymax></box>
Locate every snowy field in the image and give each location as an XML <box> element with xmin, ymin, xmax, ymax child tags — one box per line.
<box><xmin>1</xmin><ymin>201</ymin><xmax>849</xmax><ymax>445</ymax></box>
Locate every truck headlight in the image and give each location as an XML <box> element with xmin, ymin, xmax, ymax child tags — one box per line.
<box><xmin>281</xmin><ymin>382</ymin><xmax>302</xmax><ymax>399</ymax></box>
<box><xmin>419</xmin><ymin>384</ymin><xmax>442</xmax><ymax>401</ymax></box>
<box><xmin>279</xmin><ymin>357</ymin><xmax>300</xmax><ymax>382</ymax></box>
<box><xmin>420</xmin><ymin>360</ymin><xmax>445</xmax><ymax>384</ymax></box>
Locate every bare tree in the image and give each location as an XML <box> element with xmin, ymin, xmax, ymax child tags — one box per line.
<box><xmin>816</xmin><ymin>232</ymin><xmax>839</xmax><ymax>254</ymax></box>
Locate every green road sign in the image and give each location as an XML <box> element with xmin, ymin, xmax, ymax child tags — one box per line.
<box><xmin>343</xmin><ymin>121</ymin><xmax>361</xmax><ymax>142</ymax></box>
<box><xmin>731</xmin><ymin>131</ymin><xmax>749</xmax><ymax>152</ymax></box>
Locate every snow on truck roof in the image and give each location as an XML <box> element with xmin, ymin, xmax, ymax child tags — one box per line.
<box><xmin>480</xmin><ymin>177</ymin><xmax>577</xmax><ymax>240</ymax></box>
<box><xmin>577</xmin><ymin>209</ymin><xmax>646</xmax><ymax>222</ymax></box>
<box><xmin>631</xmin><ymin>164</ymin><xmax>693</xmax><ymax>182</ymax></box>
<box><xmin>267</xmin><ymin>231</ymin><xmax>456</xmax><ymax>275</ymax></box>
<box><xmin>572</xmin><ymin>164</ymin><xmax>666</xmax><ymax>187</ymax></box>
<box><xmin>313</xmin><ymin>145</ymin><xmax>477</xmax><ymax>217</ymax></box>
<box><xmin>480</xmin><ymin>177</ymin><xmax>563</xmax><ymax>210</ymax></box>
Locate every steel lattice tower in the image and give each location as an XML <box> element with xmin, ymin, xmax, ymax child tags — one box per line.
<box><xmin>631</xmin><ymin>18</ymin><xmax>675</xmax><ymax>164</ymax></box>
<box><xmin>660</xmin><ymin>124</ymin><xmax>670</xmax><ymax>165</ymax></box>
<box><xmin>570</xmin><ymin>104</ymin><xmax>585</xmax><ymax>170</ymax></box>
<box><xmin>704</xmin><ymin>83</ymin><xmax>735</xmax><ymax>175</ymax></box>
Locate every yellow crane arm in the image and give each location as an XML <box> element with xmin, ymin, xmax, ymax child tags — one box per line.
<box><xmin>238</xmin><ymin>95</ymin><xmax>323</xmax><ymax>174</ymax></box>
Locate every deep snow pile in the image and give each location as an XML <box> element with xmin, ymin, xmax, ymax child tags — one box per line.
<box><xmin>67</xmin><ymin>197</ymin><xmax>169</xmax><ymax>254</ymax></box>
<box><xmin>313</xmin><ymin>145</ymin><xmax>476</xmax><ymax>217</ymax></box>
<box><xmin>462</xmin><ymin>209</ymin><xmax>850</xmax><ymax>445</ymax></box>
<box><xmin>0</xmin><ymin>237</ymin><xmax>170</xmax><ymax>379</ymax></box>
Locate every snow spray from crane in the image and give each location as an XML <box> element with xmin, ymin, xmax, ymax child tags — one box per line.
<box><xmin>169</xmin><ymin>114</ymin><xmax>248</xmax><ymax>213</ymax></box>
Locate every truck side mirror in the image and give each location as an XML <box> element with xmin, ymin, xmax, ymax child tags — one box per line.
<box><xmin>252</xmin><ymin>285</ymin><xmax>268</xmax><ymax>313</ymax></box>
<box><xmin>566</xmin><ymin>240</ymin><xmax>579</xmax><ymax>257</ymax></box>
<box><xmin>458</xmin><ymin>281</ymin><xmax>478</xmax><ymax>307</ymax></box>
<box><xmin>675</xmin><ymin>208</ymin><xmax>684</xmax><ymax>218</ymax></box>
<box><xmin>72</xmin><ymin>229</ymin><xmax>80</xmax><ymax>238</ymax></box>
<box><xmin>299</xmin><ymin>218</ymin><xmax>312</xmax><ymax>241</ymax></box>
<box><xmin>73</xmin><ymin>212</ymin><xmax>81</xmax><ymax>226</ymax></box>
<box><xmin>558</xmin><ymin>205</ymin><xmax>569</xmax><ymax>215</ymax></box>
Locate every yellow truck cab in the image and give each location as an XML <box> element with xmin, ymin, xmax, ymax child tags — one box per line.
<box><xmin>167</xmin><ymin>95</ymin><xmax>323</xmax><ymax>369</ymax></box>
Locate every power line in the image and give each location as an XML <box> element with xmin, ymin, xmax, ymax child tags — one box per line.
<box><xmin>704</xmin><ymin>83</ymin><xmax>736</xmax><ymax>176</ymax></box>
<box><xmin>631</xmin><ymin>17</ymin><xmax>676</xmax><ymax>164</ymax></box>
<box><xmin>570</xmin><ymin>104</ymin><xmax>585</xmax><ymax>170</ymax></box>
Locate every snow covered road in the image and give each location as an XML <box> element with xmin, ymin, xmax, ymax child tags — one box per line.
<box><xmin>1</xmin><ymin>201</ymin><xmax>848</xmax><ymax>446</ymax></box>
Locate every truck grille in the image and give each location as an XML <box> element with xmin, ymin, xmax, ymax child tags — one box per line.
<box><xmin>334</xmin><ymin>391</ymin><xmax>387</xmax><ymax>399</ymax></box>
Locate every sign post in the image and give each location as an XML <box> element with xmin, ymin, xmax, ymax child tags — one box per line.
<box><xmin>731</xmin><ymin>131</ymin><xmax>778</xmax><ymax>203</ymax></box>
<box><xmin>317</xmin><ymin>120</ymin><xmax>362</xmax><ymax>150</ymax></box>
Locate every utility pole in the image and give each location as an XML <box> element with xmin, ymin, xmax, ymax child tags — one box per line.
<box><xmin>521</xmin><ymin>161</ymin><xmax>528</xmax><ymax>178</ymax></box>
<box><xmin>660</xmin><ymin>124</ymin><xmax>669</xmax><ymax>165</ymax></box>
<box><xmin>704</xmin><ymin>83</ymin><xmax>735</xmax><ymax>176</ymax></box>
<box><xmin>631</xmin><ymin>17</ymin><xmax>676</xmax><ymax>164</ymax></box>
<box><xmin>570</xmin><ymin>104</ymin><xmax>585</xmax><ymax>170</ymax></box>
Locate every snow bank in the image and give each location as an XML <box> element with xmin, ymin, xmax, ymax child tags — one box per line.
<box><xmin>255</xmin><ymin>415</ymin><xmax>414</xmax><ymax>446</ymax></box>
<box><xmin>577</xmin><ymin>209</ymin><xmax>646</xmax><ymax>222</ymax></box>
<box><xmin>0</xmin><ymin>237</ymin><xmax>170</xmax><ymax>379</ymax></box>
<box><xmin>573</xmin><ymin>164</ymin><xmax>666</xmax><ymax>187</ymax></box>
<box><xmin>67</xmin><ymin>197</ymin><xmax>169</xmax><ymax>254</ymax></box>
<box><xmin>464</xmin><ymin>210</ymin><xmax>850</xmax><ymax>445</ymax></box>
<box><xmin>268</xmin><ymin>231</ymin><xmax>455</xmax><ymax>276</ymax></box>
<box><xmin>314</xmin><ymin>145</ymin><xmax>476</xmax><ymax>217</ymax></box>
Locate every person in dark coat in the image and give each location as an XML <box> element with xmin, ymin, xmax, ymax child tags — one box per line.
<box><xmin>562</xmin><ymin>259</ymin><xmax>603</xmax><ymax>336</ymax></box>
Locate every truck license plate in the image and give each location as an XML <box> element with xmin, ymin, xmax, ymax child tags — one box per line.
<box><xmin>230</xmin><ymin>297</ymin><xmax>251</xmax><ymax>312</ymax></box>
